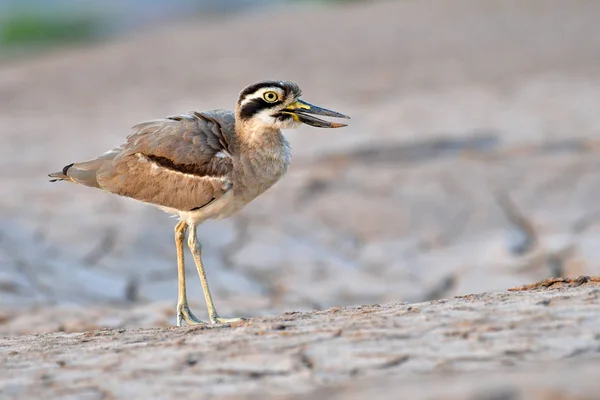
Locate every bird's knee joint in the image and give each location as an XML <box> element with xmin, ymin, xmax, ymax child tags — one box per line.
<box><xmin>175</xmin><ymin>229</ymin><xmax>186</xmax><ymax>241</ymax></box>
<box><xmin>174</xmin><ymin>221</ymin><xmax>188</xmax><ymax>240</ymax></box>
<box><xmin>188</xmin><ymin>237</ymin><xmax>202</xmax><ymax>253</ymax></box>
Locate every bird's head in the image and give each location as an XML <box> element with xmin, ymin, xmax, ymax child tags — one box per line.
<box><xmin>235</xmin><ymin>80</ymin><xmax>349</xmax><ymax>131</ymax></box>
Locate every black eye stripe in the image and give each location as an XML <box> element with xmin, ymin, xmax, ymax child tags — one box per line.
<box><xmin>239</xmin><ymin>98</ymin><xmax>281</xmax><ymax>119</ymax></box>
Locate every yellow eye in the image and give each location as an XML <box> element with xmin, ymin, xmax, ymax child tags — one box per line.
<box><xmin>263</xmin><ymin>91</ymin><xmax>279</xmax><ymax>103</ymax></box>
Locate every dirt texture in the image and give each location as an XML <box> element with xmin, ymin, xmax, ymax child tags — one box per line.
<box><xmin>2</xmin><ymin>0</ymin><xmax>600</xmax><ymax>333</ymax></box>
<box><xmin>2</xmin><ymin>280</ymin><xmax>600</xmax><ymax>399</ymax></box>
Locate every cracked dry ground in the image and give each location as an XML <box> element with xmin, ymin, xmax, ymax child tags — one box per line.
<box><xmin>2</xmin><ymin>279</ymin><xmax>600</xmax><ymax>399</ymax></box>
<box><xmin>2</xmin><ymin>0</ymin><xmax>600</xmax><ymax>335</ymax></box>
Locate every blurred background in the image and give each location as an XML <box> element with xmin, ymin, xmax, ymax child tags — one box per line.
<box><xmin>1</xmin><ymin>0</ymin><xmax>600</xmax><ymax>335</ymax></box>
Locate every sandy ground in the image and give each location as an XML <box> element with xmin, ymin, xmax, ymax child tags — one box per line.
<box><xmin>1</xmin><ymin>0</ymin><xmax>600</xmax><ymax>332</ymax></box>
<box><xmin>2</xmin><ymin>278</ymin><xmax>600</xmax><ymax>399</ymax></box>
<box><xmin>1</xmin><ymin>0</ymin><xmax>600</xmax><ymax>397</ymax></box>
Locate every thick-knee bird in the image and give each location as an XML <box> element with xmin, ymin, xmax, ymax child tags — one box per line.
<box><xmin>49</xmin><ymin>80</ymin><xmax>349</xmax><ymax>326</ymax></box>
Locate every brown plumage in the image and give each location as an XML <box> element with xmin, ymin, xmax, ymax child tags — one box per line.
<box><xmin>50</xmin><ymin>110</ymin><xmax>235</xmax><ymax>212</ymax></box>
<box><xmin>49</xmin><ymin>80</ymin><xmax>349</xmax><ymax>327</ymax></box>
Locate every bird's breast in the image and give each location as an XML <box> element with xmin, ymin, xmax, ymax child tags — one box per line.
<box><xmin>232</xmin><ymin>139</ymin><xmax>291</xmax><ymax>202</ymax></box>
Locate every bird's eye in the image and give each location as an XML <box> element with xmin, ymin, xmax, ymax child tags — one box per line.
<box><xmin>263</xmin><ymin>91</ymin><xmax>279</xmax><ymax>103</ymax></box>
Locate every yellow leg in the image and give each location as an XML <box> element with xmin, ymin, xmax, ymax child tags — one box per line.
<box><xmin>187</xmin><ymin>224</ymin><xmax>244</xmax><ymax>325</ymax></box>
<box><xmin>175</xmin><ymin>220</ymin><xmax>206</xmax><ymax>327</ymax></box>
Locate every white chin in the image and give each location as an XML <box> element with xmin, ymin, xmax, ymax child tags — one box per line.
<box><xmin>256</xmin><ymin>111</ymin><xmax>302</xmax><ymax>130</ymax></box>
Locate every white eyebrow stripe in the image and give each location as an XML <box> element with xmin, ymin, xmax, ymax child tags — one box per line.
<box><xmin>239</xmin><ymin>87</ymin><xmax>285</xmax><ymax>107</ymax></box>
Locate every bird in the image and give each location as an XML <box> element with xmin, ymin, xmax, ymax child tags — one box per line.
<box><xmin>49</xmin><ymin>80</ymin><xmax>350</xmax><ymax>327</ymax></box>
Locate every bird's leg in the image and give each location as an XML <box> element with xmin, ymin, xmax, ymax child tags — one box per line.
<box><xmin>187</xmin><ymin>224</ymin><xmax>244</xmax><ymax>325</ymax></box>
<box><xmin>175</xmin><ymin>220</ymin><xmax>206</xmax><ymax>326</ymax></box>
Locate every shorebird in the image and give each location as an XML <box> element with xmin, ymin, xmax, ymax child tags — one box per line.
<box><xmin>49</xmin><ymin>80</ymin><xmax>349</xmax><ymax>326</ymax></box>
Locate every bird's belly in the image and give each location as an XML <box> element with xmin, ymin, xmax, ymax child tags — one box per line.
<box><xmin>160</xmin><ymin>190</ymin><xmax>245</xmax><ymax>225</ymax></box>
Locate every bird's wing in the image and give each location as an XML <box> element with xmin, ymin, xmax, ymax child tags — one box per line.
<box><xmin>83</xmin><ymin>110</ymin><xmax>236</xmax><ymax>211</ymax></box>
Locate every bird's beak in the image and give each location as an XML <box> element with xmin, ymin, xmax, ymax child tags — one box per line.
<box><xmin>281</xmin><ymin>99</ymin><xmax>350</xmax><ymax>128</ymax></box>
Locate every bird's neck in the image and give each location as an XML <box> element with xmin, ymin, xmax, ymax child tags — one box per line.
<box><xmin>233</xmin><ymin>120</ymin><xmax>289</xmax><ymax>158</ymax></box>
<box><xmin>232</xmin><ymin>124</ymin><xmax>291</xmax><ymax>199</ymax></box>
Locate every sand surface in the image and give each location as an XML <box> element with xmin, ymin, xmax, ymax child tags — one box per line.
<box><xmin>3</xmin><ymin>278</ymin><xmax>600</xmax><ymax>399</ymax></box>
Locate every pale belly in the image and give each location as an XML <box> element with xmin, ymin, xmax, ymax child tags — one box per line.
<box><xmin>156</xmin><ymin>190</ymin><xmax>246</xmax><ymax>225</ymax></box>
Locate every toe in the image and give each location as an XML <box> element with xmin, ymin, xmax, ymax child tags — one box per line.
<box><xmin>211</xmin><ymin>316</ymin><xmax>246</xmax><ymax>325</ymax></box>
<box><xmin>177</xmin><ymin>304</ymin><xmax>208</xmax><ymax>326</ymax></box>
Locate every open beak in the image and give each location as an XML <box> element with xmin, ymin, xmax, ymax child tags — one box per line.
<box><xmin>281</xmin><ymin>99</ymin><xmax>350</xmax><ymax>128</ymax></box>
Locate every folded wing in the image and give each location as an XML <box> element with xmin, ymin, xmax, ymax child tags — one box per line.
<box><xmin>49</xmin><ymin>110</ymin><xmax>237</xmax><ymax>212</ymax></box>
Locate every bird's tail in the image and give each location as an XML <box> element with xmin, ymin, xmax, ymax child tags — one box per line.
<box><xmin>48</xmin><ymin>163</ymin><xmax>75</xmax><ymax>183</ymax></box>
<box><xmin>49</xmin><ymin>159</ymin><xmax>104</xmax><ymax>188</ymax></box>
<box><xmin>48</xmin><ymin>152</ymin><xmax>118</xmax><ymax>188</ymax></box>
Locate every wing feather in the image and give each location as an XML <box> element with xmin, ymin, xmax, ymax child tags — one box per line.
<box><xmin>55</xmin><ymin>110</ymin><xmax>237</xmax><ymax>212</ymax></box>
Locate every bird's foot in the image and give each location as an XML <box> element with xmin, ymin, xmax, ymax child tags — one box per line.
<box><xmin>176</xmin><ymin>303</ymin><xmax>207</xmax><ymax>327</ymax></box>
<box><xmin>210</xmin><ymin>315</ymin><xmax>246</xmax><ymax>325</ymax></box>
